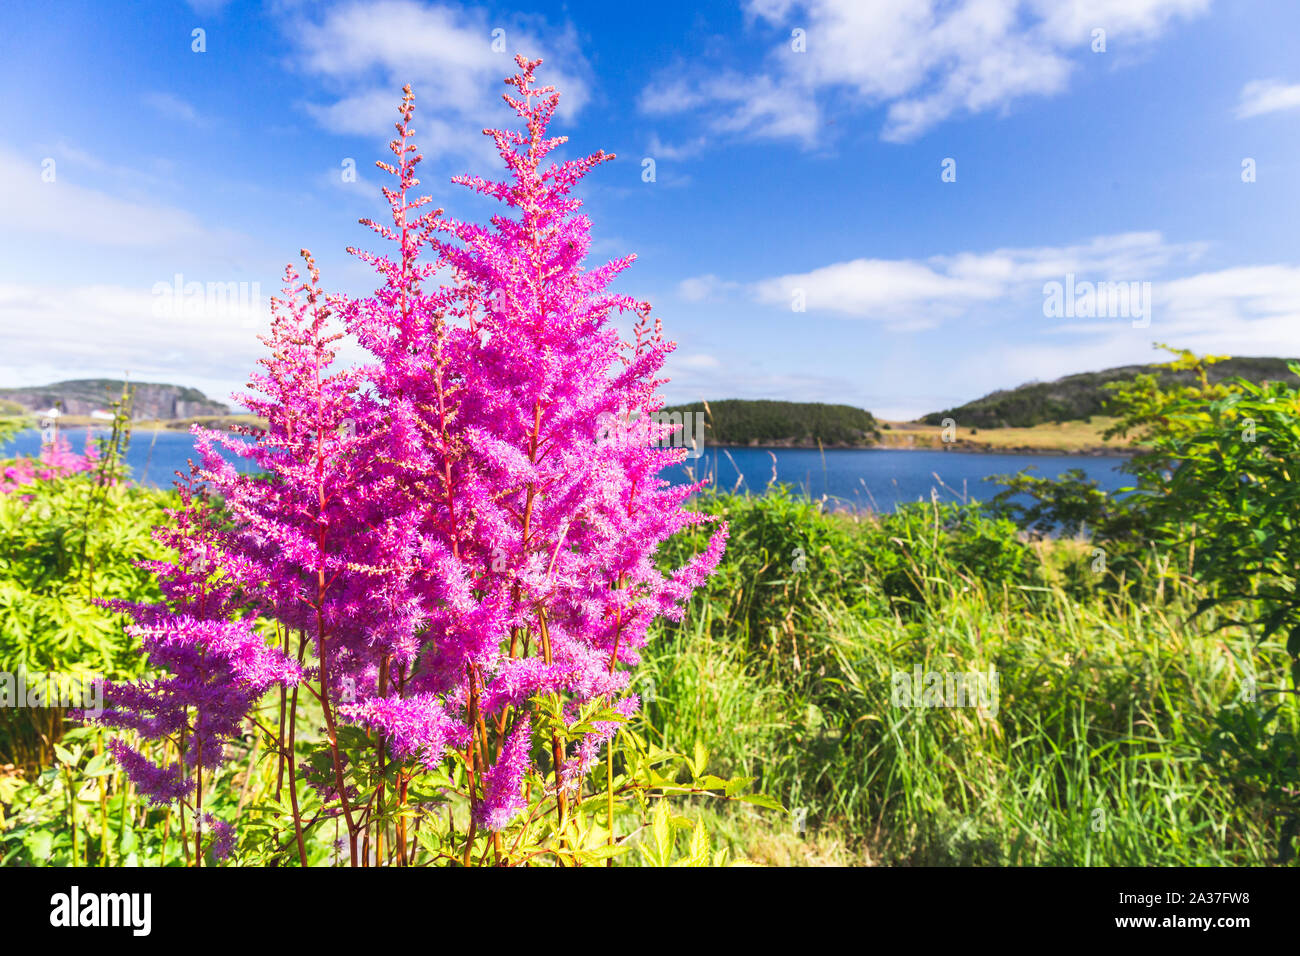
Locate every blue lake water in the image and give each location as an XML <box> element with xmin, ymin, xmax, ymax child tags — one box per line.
<box><xmin>1</xmin><ymin>427</ymin><xmax>263</xmax><ymax>487</ymax></box>
<box><xmin>1</xmin><ymin>428</ymin><xmax>1132</xmax><ymax>511</ymax></box>
<box><xmin>667</xmin><ymin>445</ymin><xmax>1130</xmax><ymax>510</ymax></box>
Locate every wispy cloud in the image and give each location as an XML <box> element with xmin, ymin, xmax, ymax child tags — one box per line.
<box><xmin>643</xmin><ymin>0</ymin><xmax>1211</xmax><ymax>148</ymax></box>
<box><xmin>0</xmin><ymin>146</ymin><xmax>232</xmax><ymax>249</ymax></box>
<box><xmin>749</xmin><ymin>232</ymin><xmax>1207</xmax><ymax>318</ymax></box>
<box><xmin>640</xmin><ymin>72</ymin><xmax>820</xmax><ymax>146</ymax></box>
<box><xmin>1236</xmin><ymin>78</ymin><xmax>1300</xmax><ymax>118</ymax></box>
<box><xmin>143</xmin><ymin>92</ymin><xmax>205</xmax><ymax>126</ymax></box>
<box><xmin>938</xmin><ymin>261</ymin><xmax>1300</xmax><ymax>405</ymax></box>
<box><xmin>673</xmin><ymin>353</ymin><xmax>722</xmax><ymax>370</ymax></box>
<box><xmin>284</xmin><ymin>1</ymin><xmax>593</xmax><ymax>171</ymax></box>
<box><xmin>677</xmin><ymin>274</ymin><xmax>742</xmax><ymax>303</ymax></box>
<box><xmin>0</xmin><ymin>277</ymin><xmax>378</xmax><ymax>407</ymax></box>
<box><xmin>0</xmin><ymin>281</ymin><xmax>269</xmax><ymax>403</ymax></box>
<box><xmin>645</xmin><ymin>132</ymin><xmax>709</xmax><ymax>161</ymax></box>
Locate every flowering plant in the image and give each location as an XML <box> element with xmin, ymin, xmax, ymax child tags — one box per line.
<box><xmin>86</xmin><ymin>57</ymin><xmax>772</xmax><ymax>866</ymax></box>
<box><xmin>1</xmin><ymin>433</ymin><xmax>100</xmax><ymax>493</ymax></box>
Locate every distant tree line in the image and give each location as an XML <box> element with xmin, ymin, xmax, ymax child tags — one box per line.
<box><xmin>662</xmin><ymin>399</ymin><xmax>881</xmax><ymax>447</ymax></box>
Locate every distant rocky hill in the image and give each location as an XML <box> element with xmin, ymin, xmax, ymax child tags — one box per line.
<box><xmin>921</xmin><ymin>356</ymin><xmax>1299</xmax><ymax>429</ymax></box>
<box><xmin>0</xmin><ymin>379</ymin><xmax>229</xmax><ymax>420</ymax></box>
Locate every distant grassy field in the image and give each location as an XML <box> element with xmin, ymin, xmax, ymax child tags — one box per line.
<box><xmin>879</xmin><ymin>416</ymin><xmax>1137</xmax><ymax>454</ymax></box>
<box><xmin>142</xmin><ymin>414</ymin><xmax>264</xmax><ymax>431</ymax></box>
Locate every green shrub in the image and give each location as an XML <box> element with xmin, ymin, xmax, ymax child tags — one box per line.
<box><xmin>0</xmin><ymin>472</ymin><xmax>173</xmax><ymax>771</ymax></box>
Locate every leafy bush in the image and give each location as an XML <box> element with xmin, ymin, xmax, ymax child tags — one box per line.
<box><xmin>981</xmin><ymin>346</ymin><xmax>1300</xmax><ymax>861</ymax></box>
<box><xmin>0</xmin><ymin>428</ymin><xmax>171</xmax><ymax>772</ymax></box>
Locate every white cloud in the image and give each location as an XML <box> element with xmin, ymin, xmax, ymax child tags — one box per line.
<box><xmin>755</xmin><ymin>258</ymin><xmax>999</xmax><ymax>317</ymax></box>
<box><xmin>963</xmin><ymin>262</ymin><xmax>1300</xmax><ymax>396</ymax></box>
<box><xmin>640</xmin><ymin>72</ymin><xmax>820</xmax><ymax>146</ymax></box>
<box><xmin>673</xmin><ymin>353</ymin><xmax>722</xmax><ymax>370</ymax></box>
<box><xmin>678</xmin><ymin>274</ymin><xmax>741</xmax><ymax>303</ymax></box>
<box><xmin>1152</xmin><ymin>264</ymin><xmax>1300</xmax><ymax>341</ymax></box>
<box><xmin>729</xmin><ymin>233</ymin><xmax>1300</xmax><ymax>415</ymax></box>
<box><xmin>143</xmin><ymin>92</ymin><xmax>204</xmax><ymax>126</ymax></box>
<box><xmin>643</xmin><ymin>0</ymin><xmax>1211</xmax><ymax>146</ymax></box>
<box><xmin>0</xmin><ymin>282</ymin><xmax>271</xmax><ymax>403</ymax></box>
<box><xmin>751</xmin><ymin>232</ymin><xmax>1205</xmax><ymax>317</ymax></box>
<box><xmin>0</xmin><ymin>146</ymin><xmax>231</xmax><ymax>249</ymax></box>
<box><xmin>1236</xmin><ymin>79</ymin><xmax>1300</xmax><ymax>118</ymax></box>
<box><xmin>285</xmin><ymin>1</ymin><xmax>594</xmax><ymax>169</ymax></box>
<box><xmin>0</xmin><ymin>278</ymin><xmax>380</xmax><ymax>409</ymax></box>
<box><xmin>646</xmin><ymin>132</ymin><xmax>709</xmax><ymax>161</ymax></box>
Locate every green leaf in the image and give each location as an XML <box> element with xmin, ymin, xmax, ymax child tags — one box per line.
<box><xmin>652</xmin><ymin>801</ymin><xmax>671</xmax><ymax>865</ymax></box>
<box><xmin>687</xmin><ymin>820</ymin><xmax>711</xmax><ymax>867</ymax></box>
<box><xmin>577</xmin><ymin>843</ymin><xmax>628</xmax><ymax>863</ymax></box>
<box><xmin>83</xmin><ymin>751</ymin><xmax>112</xmax><ymax>777</ymax></box>
<box><xmin>692</xmin><ymin>740</ymin><xmax>708</xmax><ymax>778</ymax></box>
<box><xmin>739</xmin><ymin>793</ymin><xmax>784</xmax><ymax>811</ymax></box>
<box><xmin>415</xmin><ymin>828</ymin><xmax>441</xmax><ymax>856</ymax></box>
<box><xmin>723</xmin><ymin>775</ymin><xmax>755</xmax><ymax>797</ymax></box>
<box><xmin>23</xmin><ymin>829</ymin><xmax>53</xmax><ymax>860</ymax></box>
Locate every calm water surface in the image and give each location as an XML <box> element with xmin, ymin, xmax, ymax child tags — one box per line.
<box><xmin>2</xmin><ymin>428</ymin><xmax>1131</xmax><ymax>511</ymax></box>
<box><xmin>666</xmin><ymin>445</ymin><xmax>1129</xmax><ymax>510</ymax></box>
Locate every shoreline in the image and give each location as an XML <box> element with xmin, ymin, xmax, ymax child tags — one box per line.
<box><xmin>5</xmin><ymin>422</ymin><xmax>1139</xmax><ymax>458</ymax></box>
<box><xmin>3</xmin><ymin>428</ymin><xmax>1138</xmax><ymax>458</ymax></box>
<box><xmin>698</xmin><ymin>441</ymin><xmax>1137</xmax><ymax>457</ymax></box>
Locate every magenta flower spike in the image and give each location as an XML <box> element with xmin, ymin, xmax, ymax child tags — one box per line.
<box><xmin>91</xmin><ymin>56</ymin><xmax>726</xmax><ymax>865</ymax></box>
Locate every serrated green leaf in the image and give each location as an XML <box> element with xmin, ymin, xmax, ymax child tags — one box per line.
<box><xmin>740</xmin><ymin>793</ymin><xmax>784</xmax><ymax>811</ymax></box>
<box><xmin>577</xmin><ymin>843</ymin><xmax>628</xmax><ymax>862</ymax></box>
<box><xmin>415</xmin><ymin>827</ymin><xmax>441</xmax><ymax>854</ymax></box>
<box><xmin>688</xmin><ymin>820</ymin><xmax>710</xmax><ymax>866</ymax></box>
<box><xmin>652</xmin><ymin>801</ymin><xmax>671</xmax><ymax>864</ymax></box>
<box><xmin>724</xmin><ymin>775</ymin><xmax>754</xmax><ymax>797</ymax></box>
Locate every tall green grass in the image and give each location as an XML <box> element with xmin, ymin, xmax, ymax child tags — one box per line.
<box><xmin>638</xmin><ymin>489</ymin><xmax>1292</xmax><ymax>865</ymax></box>
<box><xmin>3</xmin><ymin>479</ymin><xmax>1291</xmax><ymax>866</ymax></box>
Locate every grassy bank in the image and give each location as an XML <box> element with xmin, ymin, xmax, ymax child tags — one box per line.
<box><xmin>1</xmin><ymin>479</ymin><xmax>1293</xmax><ymax>866</ymax></box>
<box><xmin>638</xmin><ymin>490</ymin><xmax>1289</xmax><ymax>865</ymax></box>
<box><xmin>878</xmin><ymin>417</ymin><xmax>1136</xmax><ymax>455</ymax></box>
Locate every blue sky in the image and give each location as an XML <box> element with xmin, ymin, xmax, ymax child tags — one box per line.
<box><xmin>2</xmin><ymin>0</ymin><xmax>1299</xmax><ymax>418</ymax></box>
